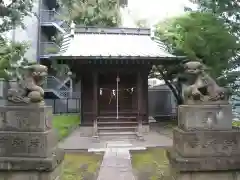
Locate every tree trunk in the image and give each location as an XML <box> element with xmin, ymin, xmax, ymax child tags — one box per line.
<box><xmin>156</xmin><ymin>67</ymin><xmax>183</xmax><ymax>105</ymax></box>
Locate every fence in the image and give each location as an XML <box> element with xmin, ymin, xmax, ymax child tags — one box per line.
<box><xmin>148</xmin><ymin>85</ymin><xmax>177</xmax><ymax>121</ymax></box>
<box><xmin>45</xmin><ymin>98</ymin><xmax>80</xmax><ymax>114</ymax></box>
<box><xmin>233</xmin><ymin>96</ymin><xmax>240</xmax><ymax>121</ymax></box>
<box><xmin>148</xmin><ymin>86</ymin><xmax>240</xmax><ymax>121</ymax></box>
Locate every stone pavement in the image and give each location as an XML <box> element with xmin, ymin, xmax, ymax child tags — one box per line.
<box><xmin>58</xmin><ymin>127</ymin><xmax>172</xmax><ymax>179</ymax></box>
<box><xmin>58</xmin><ymin>129</ymin><xmax>172</xmax><ymax>150</ymax></box>
<box><xmin>97</xmin><ymin>142</ymin><xmax>140</xmax><ymax>180</ymax></box>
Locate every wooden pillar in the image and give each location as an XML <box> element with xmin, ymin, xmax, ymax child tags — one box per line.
<box><xmin>143</xmin><ymin>70</ymin><xmax>148</xmax><ymax>124</ymax></box>
<box><xmin>137</xmin><ymin>71</ymin><xmax>143</xmax><ymax>123</ymax></box>
<box><xmin>93</xmin><ymin>71</ymin><xmax>99</xmax><ymax>121</ymax></box>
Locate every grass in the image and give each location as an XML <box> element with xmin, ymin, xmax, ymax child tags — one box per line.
<box><xmin>52</xmin><ymin>115</ymin><xmax>103</xmax><ymax>179</ymax></box>
<box><xmin>161</xmin><ymin>120</ymin><xmax>177</xmax><ymax>129</ymax></box>
<box><xmin>52</xmin><ymin>114</ymin><xmax>80</xmax><ymax>140</ymax></box>
<box><xmin>63</xmin><ymin>152</ymin><xmax>103</xmax><ymax>180</ymax></box>
<box><xmin>131</xmin><ymin>148</ymin><xmax>174</xmax><ymax>180</ymax></box>
<box><xmin>232</xmin><ymin>121</ymin><xmax>240</xmax><ymax>127</ymax></box>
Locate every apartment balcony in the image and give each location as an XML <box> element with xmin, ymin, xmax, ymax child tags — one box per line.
<box><xmin>119</xmin><ymin>0</ymin><xmax>128</xmax><ymax>6</ymax></box>
<box><xmin>40</xmin><ymin>42</ymin><xmax>60</xmax><ymax>58</ymax></box>
<box><xmin>42</xmin><ymin>0</ymin><xmax>60</xmax><ymax>10</ymax></box>
<box><xmin>40</xmin><ymin>10</ymin><xmax>70</xmax><ymax>33</ymax></box>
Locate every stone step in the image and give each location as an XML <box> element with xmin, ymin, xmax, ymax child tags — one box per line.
<box><xmin>98</xmin><ymin>126</ymin><xmax>137</xmax><ymax>130</ymax></box>
<box><xmin>97</xmin><ymin>119</ymin><xmax>138</xmax><ymax>122</ymax></box>
<box><xmin>97</xmin><ymin>116</ymin><xmax>137</xmax><ymax>122</ymax></box>
<box><xmin>98</xmin><ymin>131</ymin><xmax>137</xmax><ymax>136</ymax></box>
<box><xmin>98</xmin><ymin>121</ymin><xmax>138</xmax><ymax>124</ymax></box>
<box><xmin>97</xmin><ymin>131</ymin><xmax>143</xmax><ymax>141</ymax></box>
<box><xmin>98</xmin><ymin>126</ymin><xmax>138</xmax><ymax>138</ymax></box>
<box><xmin>98</xmin><ymin>122</ymin><xmax>138</xmax><ymax>128</ymax></box>
<box><xmin>99</xmin><ymin>131</ymin><xmax>136</xmax><ymax>135</ymax></box>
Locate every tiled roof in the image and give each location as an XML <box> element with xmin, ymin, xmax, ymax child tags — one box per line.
<box><xmin>54</xmin><ymin>27</ymin><xmax>178</xmax><ymax>59</ymax></box>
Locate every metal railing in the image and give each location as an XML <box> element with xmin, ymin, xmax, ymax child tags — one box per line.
<box><xmin>59</xmin><ymin>21</ymin><xmax>71</xmax><ymax>32</ymax></box>
<box><xmin>40</xmin><ymin>10</ymin><xmax>70</xmax><ymax>32</ymax></box>
<box><xmin>44</xmin><ymin>76</ymin><xmax>77</xmax><ymax>98</ymax></box>
<box><xmin>45</xmin><ymin>98</ymin><xmax>80</xmax><ymax>114</ymax></box>
<box><xmin>40</xmin><ymin>42</ymin><xmax>60</xmax><ymax>56</ymax></box>
<box><xmin>40</xmin><ymin>10</ymin><xmax>58</xmax><ymax>23</ymax></box>
<box><xmin>57</xmin><ymin>91</ymin><xmax>81</xmax><ymax>98</ymax></box>
<box><xmin>44</xmin><ymin>76</ymin><xmax>69</xmax><ymax>91</ymax></box>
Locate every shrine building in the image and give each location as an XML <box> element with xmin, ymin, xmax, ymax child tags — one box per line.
<box><xmin>42</xmin><ymin>26</ymin><xmax>182</xmax><ymax>138</ymax></box>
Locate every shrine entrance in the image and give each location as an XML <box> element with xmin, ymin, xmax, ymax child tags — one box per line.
<box><xmin>98</xmin><ymin>72</ymin><xmax>137</xmax><ymax>117</ymax></box>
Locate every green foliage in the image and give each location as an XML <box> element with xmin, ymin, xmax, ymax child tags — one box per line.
<box><xmin>59</xmin><ymin>0</ymin><xmax>121</xmax><ymax>27</ymax></box>
<box><xmin>154</xmin><ymin>12</ymin><xmax>240</xmax><ymax>102</ymax></box>
<box><xmin>187</xmin><ymin>0</ymin><xmax>240</xmax><ymax>70</ymax></box>
<box><xmin>0</xmin><ymin>0</ymin><xmax>33</xmax><ymax>33</ymax></box>
<box><xmin>155</xmin><ymin>12</ymin><xmax>239</xmax><ymax>77</ymax></box>
<box><xmin>135</xmin><ymin>18</ymin><xmax>150</xmax><ymax>28</ymax></box>
<box><xmin>189</xmin><ymin>0</ymin><xmax>240</xmax><ymax>36</ymax></box>
<box><xmin>50</xmin><ymin>60</ymin><xmax>72</xmax><ymax>79</ymax></box>
<box><xmin>0</xmin><ymin>0</ymin><xmax>33</xmax><ymax>80</ymax></box>
<box><xmin>0</xmin><ymin>38</ymin><xmax>29</xmax><ymax>80</ymax></box>
<box><xmin>51</xmin><ymin>34</ymin><xmax>63</xmax><ymax>46</ymax></box>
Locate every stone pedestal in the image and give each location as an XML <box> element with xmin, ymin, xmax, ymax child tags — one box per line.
<box><xmin>178</xmin><ymin>104</ymin><xmax>233</xmax><ymax>130</ymax></box>
<box><xmin>168</xmin><ymin>104</ymin><xmax>240</xmax><ymax>180</ymax></box>
<box><xmin>0</xmin><ymin>104</ymin><xmax>64</xmax><ymax>180</ymax></box>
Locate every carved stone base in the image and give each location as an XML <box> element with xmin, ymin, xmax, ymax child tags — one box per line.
<box><xmin>0</xmin><ymin>161</ymin><xmax>63</xmax><ymax>180</ymax></box>
<box><xmin>0</xmin><ymin>105</ymin><xmax>53</xmax><ymax>131</ymax></box>
<box><xmin>173</xmin><ymin>127</ymin><xmax>240</xmax><ymax>157</ymax></box>
<box><xmin>0</xmin><ymin>148</ymin><xmax>64</xmax><ymax>171</ymax></box>
<box><xmin>0</xmin><ymin>129</ymin><xmax>58</xmax><ymax>157</ymax></box>
<box><xmin>169</xmin><ymin>127</ymin><xmax>240</xmax><ymax>179</ymax></box>
<box><xmin>168</xmin><ymin>149</ymin><xmax>240</xmax><ymax>171</ymax></box>
<box><xmin>172</xmin><ymin>171</ymin><xmax>240</xmax><ymax>180</ymax></box>
<box><xmin>178</xmin><ymin>104</ymin><xmax>232</xmax><ymax>131</ymax></box>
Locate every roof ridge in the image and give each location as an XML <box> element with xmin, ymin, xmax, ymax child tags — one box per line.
<box><xmin>74</xmin><ymin>26</ymin><xmax>151</xmax><ymax>36</ymax></box>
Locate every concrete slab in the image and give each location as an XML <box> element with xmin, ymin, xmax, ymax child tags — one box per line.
<box><xmin>58</xmin><ymin>128</ymin><xmax>173</xmax><ymax>150</ymax></box>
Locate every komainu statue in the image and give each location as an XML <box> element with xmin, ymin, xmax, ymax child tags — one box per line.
<box><xmin>180</xmin><ymin>61</ymin><xmax>229</xmax><ymax>104</ymax></box>
<box><xmin>7</xmin><ymin>64</ymin><xmax>48</xmax><ymax>104</ymax></box>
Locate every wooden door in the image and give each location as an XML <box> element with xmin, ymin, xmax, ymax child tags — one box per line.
<box><xmin>99</xmin><ymin>72</ymin><xmax>117</xmax><ymax>115</ymax></box>
<box><xmin>98</xmin><ymin>72</ymin><xmax>137</xmax><ymax>116</ymax></box>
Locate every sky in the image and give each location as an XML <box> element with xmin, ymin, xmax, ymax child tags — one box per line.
<box><xmin>2</xmin><ymin>0</ymin><xmax>196</xmax><ymax>28</ymax></box>
<box><xmin>121</xmin><ymin>0</ymin><xmax>197</xmax><ymax>27</ymax></box>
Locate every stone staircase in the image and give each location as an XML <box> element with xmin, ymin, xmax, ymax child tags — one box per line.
<box><xmin>93</xmin><ymin>116</ymin><xmax>144</xmax><ymax>140</ymax></box>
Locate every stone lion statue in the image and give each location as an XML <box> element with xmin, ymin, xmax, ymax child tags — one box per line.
<box><xmin>7</xmin><ymin>64</ymin><xmax>48</xmax><ymax>104</ymax></box>
<box><xmin>180</xmin><ymin>61</ymin><xmax>229</xmax><ymax>104</ymax></box>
